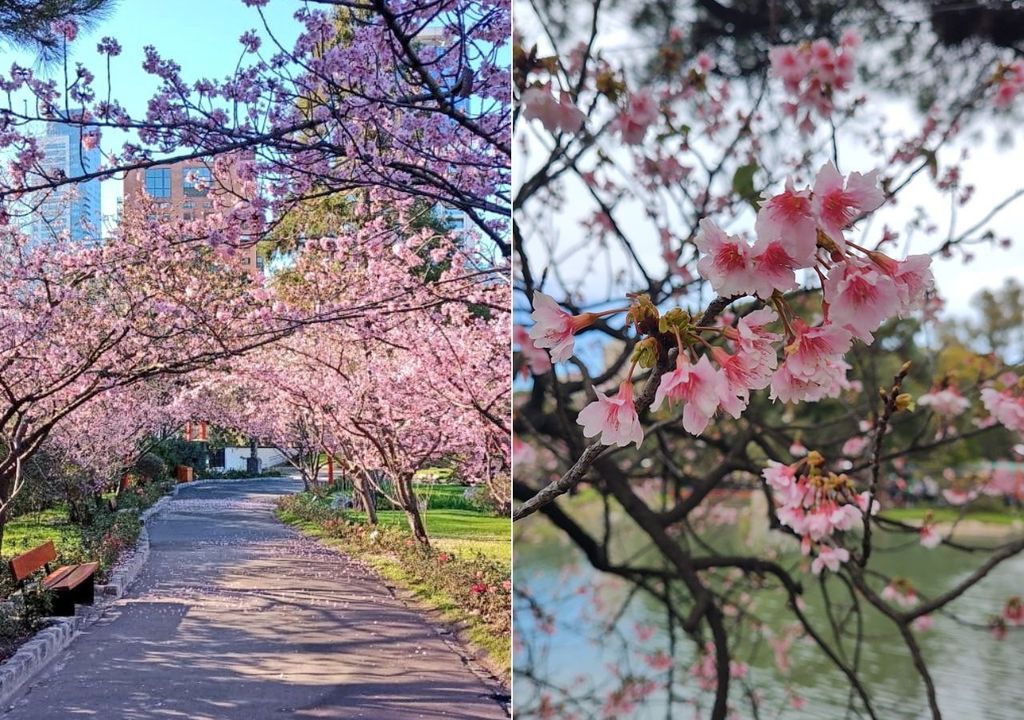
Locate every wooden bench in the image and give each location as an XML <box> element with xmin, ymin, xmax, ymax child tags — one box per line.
<box><xmin>9</xmin><ymin>540</ymin><xmax>99</xmax><ymax>616</ymax></box>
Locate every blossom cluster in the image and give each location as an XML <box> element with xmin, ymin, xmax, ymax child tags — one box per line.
<box><xmin>690</xmin><ymin>641</ymin><xmax>748</xmax><ymax>692</ymax></box>
<box><xmin>981</xmin><ymin>374</ymin><xmax>1024</xmax><ymax>437</ymax></box>
<box><xmin>918</xmin><ymin>385</ymin><xmax>970</xmax><ymax>417</ymax></box>
<box><xmin>881</xmin><ymin>578</ymin><xmax>918</xmax><ymax>608</ymax></box>
<box><xmin>516</xmin><ymin>163</ymin><xmax>935</xmax><ymax>451</ymax></box>
<box><xmin>762</xmin><ymin>451</ymin><xmax>878</xmax><ymax>574</ymax></box>
<box><xmin>520</xmin><ymin>83</ymin><xmax>586</xmax><ymax>134</ymax></box>
<box><xmin>994</xmin><ymin>60</ymin><xmax>1024</xmax><ymax>108</ymax></box>
<box><xmin>769</xmin><ymin>32</ymin><xmax>859</xmax><ymax>131</ymax></box>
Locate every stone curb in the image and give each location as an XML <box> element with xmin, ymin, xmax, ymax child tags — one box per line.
<box><xmin>0</xmin><ymin>493</ymin><xmax>172</xmax><ymax>709</ymax></box>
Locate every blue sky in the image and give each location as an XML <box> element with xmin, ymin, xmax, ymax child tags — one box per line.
<box><xmin>3</xmin><ymin>0</ymin><xmax>306</xmax><ymax>220</ymax></box>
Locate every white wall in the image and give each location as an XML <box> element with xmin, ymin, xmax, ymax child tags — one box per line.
<box><xmin>213</xmin><ymin>447</ymin><xmax>289</xmax><ymax>472</ymax></box>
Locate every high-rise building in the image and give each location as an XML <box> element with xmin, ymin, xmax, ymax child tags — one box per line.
<box><xmin>414</xmin><ymin>27</ymin><xmax>471</xmax><ymax>238</ymax></box>
<box><xmin>27</xmin><ymin>117</ymin><xmax>101</xmax><ymax>246</ymax></box>
<box><xmin>122</xmin><ymin>158</ymin><xmax>262</xmax><ymax>272</ymax></box>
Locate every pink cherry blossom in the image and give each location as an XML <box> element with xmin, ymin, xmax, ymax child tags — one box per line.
<box><xmin>633</xmin><ymin>623</ymin><xmax>656</xmax><ymax>643</ymax></box>
<box><xmin>919</xmin><ymin>523</ymin><xmax>942</xmax><ymax>549</ymax></box>
<box><xmin>520</xmin><ymin>85</ymin><xmax>586</xmax><ymax>134</ymax></box>
<box><xmin>855</xmin><ymin>491</ymin><xmax>880</xmax><ymax>516</ymax></box>
<box><xmin>912</xmin><ymin>615</ymin><xmax>934</xmax><ymax>632</ymax></box>
<box><xmin>918</xmin><ymin>387</ymin><xmax>969</xmax><ymax>417</ymax></box>
<box><xmin>762</xmin><ymin>460</ymin><xmax>797</xmax><ymax>491</ymax></box>
<box><xmin>528</xmin><ymin>291</ymin><xmax>594</xmax><ymax>363</ymax></box>
<box><xmin>811</xmin><ymin>545</ymin><xmax>850</xmax><ymax>575</ymax></box>
<box><xmin>770</xmin><ymin>357</ymin><xmax>851</xmax><ymax>404</ymax></box>
<box><xmin>768</xmin><ymin>46</ymin><xmax>809</xmax><ymax>88</ymax></box>
<box><xmin>823</xmin><ymin>258</ymin><xmax>901</xmax><ymax>337</ymax></box>
<box><xmin>613</xmin><ymin>90</ymin><xmax>658</xmax><ymax>144</ymax></box>
<box><xmin>577</xmin><ymin>381</ymin><xmax>644</xmax><ymax>448</ymax></box>
<box><xmin>942</xmin><ymin>488</ymin><xmax>976</xmax><ymax>506</ymax></box>
<box><xmin>994</xmin><ymin>60</ymin><xmax>1024</xmax><ymax>108</ymax></box>
<box><xmin>712</xmin><ymin>346</ymin><xmax>772</xmax><ymax>418</ymax></box>
<box><xmin>781</xmin><ymin>320</ymin><xmax>852</xmax><ymax>380</ymax></box>
<box><xmin>513</xmin><ymin>436</ymin><xmax>537</xmax><ymax>468</ymax></box>
<box><xmin>694</xmin><ymin>218</ymin><xmax>756</xmax><ymax>296</ymax></box>
<box><xmin>749</xmin><ymin>236</ymin><xmax>799</xmax><ymax>298</ymax></box>
<box><xmin>882</xmin><ymin>581</ymin><xmax>918</xmax><ymax>608</ymax></box>
<box><xmin>841</xmin><ymin>435</ymin><xmax>869</xmax><ymax>457</ymax></box>
<box><xmin>642</xmin><ymin>650</ymin><xmax>674</xmax><ymax>671</ymax></box>
<box><xmin>831</xmin><ymin>502</ymin><xmax>863</xmax><ymax>532</ymax></box>
<box><xmin>652</xmin><ymin>355</ymin><xmax>725</xmax><ymax>436</ymax></box>
<box><xmin>754</xmin><ymin>180</ymin><xmax>818</xmax><ymax>267</ymax></box>
<box><xmin>812</xmin><ymin>162</ymin><xmax>885</xmax><ymax>247</ymax></box>
<box><xmin>985</xmin><ymin>466</ymin><xmax>1024</xmax><ymax>499</ymax></box>
<box><xmin>869</xmin><ymin>253</ymin><xmax>934</xmax><ymax>313</ymax></box>
<box><xmin>514</xmin><ymin>325</ymin><xmax>553</xmax><ymax>376</ymax></box>
<box><xmin>732</xmin><ymin>307</ymin><xmax>782</xmax><ymax>367</ymax></box>
<box><xmin>981</xmin><ymin>384</ymin><xmax>1024</xmax><ymax>436</ymax></box>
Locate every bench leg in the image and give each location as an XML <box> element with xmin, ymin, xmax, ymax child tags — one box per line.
<box><xmin>71</xmin><ymin>575</ymin><xmax>96</xmax><ymax>607</ymax></box>
<box><xmin>51</xmin><ymin>590</ymin><xmax>75</xmax><ymax>617</ymax></box>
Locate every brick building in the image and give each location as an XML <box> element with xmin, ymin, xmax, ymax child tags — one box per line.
<box><xmin>122</xmin><ymin>158</ymin><xmax>262</xmax><ymax>271</ymax></box>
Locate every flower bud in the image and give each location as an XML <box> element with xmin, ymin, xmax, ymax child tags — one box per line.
<box><xmin>626</xmin><ymin>294</ymin><xmax>659</xmax><ymax>332</ymax></box>
<box><xmin>630</xmin><ymin>337</ymin><xmax>660</xmax><ymax>369</ymax></box>
<box><xmin>658</xmin><ymin>307</ymin><xmax>690</xmax><ymax>334</ymax></box>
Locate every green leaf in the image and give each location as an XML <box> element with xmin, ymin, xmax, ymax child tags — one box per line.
<box><xmin>732</xmin><ymin>163</ymin><xmax>760</xmax><ymax>211</ymax></box>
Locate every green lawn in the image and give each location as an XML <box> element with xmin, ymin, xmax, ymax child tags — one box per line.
<box><xmin>2</xmin><ymin>507</ymin><xmax>82</xmax><ymax>559</ymax></box>
<box><xmin>342</xmin><ymin>508</ymin><xmax>510</xmax><ymax>566</ymax></box>
<box><xmin>882</xmin><ymin>506</ymin><xmax>1022</xmax><ymax>526</ymax></box>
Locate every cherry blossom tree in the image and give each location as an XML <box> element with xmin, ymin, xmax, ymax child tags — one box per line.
<box><xmin>0</xmin><ymin>0</ymin><xmax>510</xmax><ymax>253</ymax></box>
<box><xmin>514</xmin><ymin>8</ymin><xmax>1024</xmax><ymax>719</ymax></box>
<box><xmin>0</xmin><ymin>1</ymin><xmax>510</xmax><ymax>552</ymax></box>
<box><xmin>201</xmin><ymin>220</ymin><xmax>510</xmax><ymax>543</ymax></box>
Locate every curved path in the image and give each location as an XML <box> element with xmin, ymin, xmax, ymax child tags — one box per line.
<box><xmin>3</xmin><ymin>477</ymin><xmax>507</xmax><ymax>719</ymax></box>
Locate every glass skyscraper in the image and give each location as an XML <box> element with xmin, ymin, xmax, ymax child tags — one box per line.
<box><xmin>28</xmin><ymin>117</ymin><xmax>102</xmax><ymax>245</ymax></box>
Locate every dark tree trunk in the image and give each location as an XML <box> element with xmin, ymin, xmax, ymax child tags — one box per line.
<box><xmin>394</xmin><ymin>472</ymin><xmax>428</xmax><ymax>545</ymax></box>
<box><xmin>355</xmin><ymin>473</ymin><xmax>378</xmax><ymax>524</ymax></box>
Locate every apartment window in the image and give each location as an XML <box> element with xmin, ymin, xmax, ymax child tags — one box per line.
<box><xmin>182</xmin><ymin>201</ymin><xmax>194</xmax><ymax>209</ymax></box>
<box><xmin>183</xmin><ymin>166</ymin><xmax>213</xmax><ymax>196</ymax></box>
<box><xmin>144</xmin><ymin>168</ymin><xmax>171</xmax><ymax>198</ymax></box>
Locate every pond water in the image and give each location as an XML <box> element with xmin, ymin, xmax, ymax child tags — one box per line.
<box><xmin>513</xmin><ymin>498</ymin><xmax>1024</xmax><ymax>719</ymax></box>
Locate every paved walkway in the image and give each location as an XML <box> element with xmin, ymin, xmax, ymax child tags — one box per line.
<box><xmin>3</xmin><ymin>478</ymin><xmax>507</xmax><ymax>719</ymax></box>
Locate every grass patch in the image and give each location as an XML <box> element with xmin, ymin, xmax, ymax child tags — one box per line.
<box><xmin>342</xmin><ymin>509</ymin><xmax>510</xmax><ymax>566</ymax></box>
<box><xmin>2</xmin><ymin>507</ymin><xmax>83</xmax><ymax>559</ymax></box>
<box><xmin>328</xmin><ymin>483</ymin><xmax>486</xmax><ymax>512</ymax></box>
<box><xmin>882</xmin><ymin>506</ymin><xmax>1022</xmax><ymax>526</ymax></box>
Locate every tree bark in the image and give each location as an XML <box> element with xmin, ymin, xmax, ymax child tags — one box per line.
<box><xmin>355</xmin><ymin>472</ymin><xmax>378</xmax><ymax>524</ymax></box>
<box><xmin>394</xmin><ymin>471</ymin><xmax>428</xmax><ymax>544</ymax></box>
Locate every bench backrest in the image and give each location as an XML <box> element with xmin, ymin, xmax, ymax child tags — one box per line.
<box><xmin>9</xmin><ymin>540</ymin><xmax>56</xmax><ymax>583</ymax></box>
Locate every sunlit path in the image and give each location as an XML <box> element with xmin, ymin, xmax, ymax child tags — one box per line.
<box><xmin>3</xmin><ymin>478</ymin><xmax>506</xmax><ymax>720</ymax></box>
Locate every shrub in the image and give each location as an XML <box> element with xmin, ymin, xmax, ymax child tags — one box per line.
<box><xmin>134</xmin><ymin>452</ymin><xmax>167</xmax><ymax>483</ymax></box>
<box><xmin>461</xmin><ymin>484</ymin><xmax>509</xmax><ymax>515</ymax></box>
<box><xmin>78</xmin><ymin>510</ymin><xmax>141</xmax><ymax>576</ymax></box>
